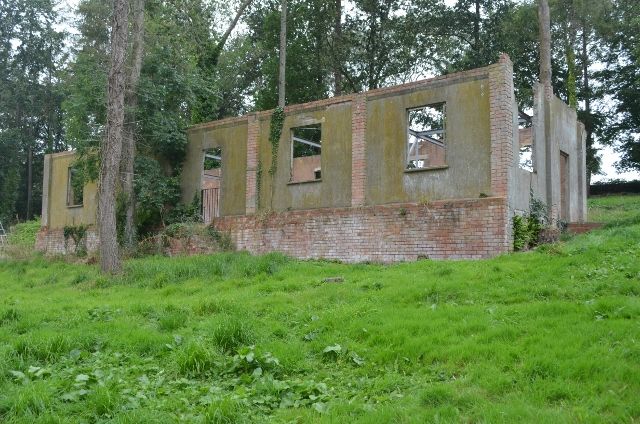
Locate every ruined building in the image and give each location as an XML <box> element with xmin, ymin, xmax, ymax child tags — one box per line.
<box><xmin>37</xmin><ymin>56</ymin><xmax>588</xmax><ymax>261</ymax></box>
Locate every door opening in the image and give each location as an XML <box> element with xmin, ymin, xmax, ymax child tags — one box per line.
<box><xmin>560</xmin><ymin>151</ymin><xmax>569</xmax><ymax>222</ymax></box>
<box><xmin>202</xmin><ymin>147</ymin><xmax>221</xmax><ymax>224</ymax></box>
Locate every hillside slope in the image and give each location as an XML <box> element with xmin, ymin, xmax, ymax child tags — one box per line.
<box><xmin>0</xmin><ymin>196</ymin><xmax>639</xmax><ymax>423</ymax></box>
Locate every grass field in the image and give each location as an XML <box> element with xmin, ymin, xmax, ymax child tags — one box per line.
<box><xmin>1</xmin><ymin>195</ymin><xmax>639</xmax><ymax>423</ymax></box>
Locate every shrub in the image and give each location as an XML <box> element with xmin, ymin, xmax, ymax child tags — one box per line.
<box><xmin>7</xmin><ymin>219</ymin><xmax>40</xmax><ymax>247</ymax></box>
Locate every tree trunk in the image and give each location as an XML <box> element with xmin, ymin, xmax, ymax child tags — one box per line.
<box><xmin>121</xmin><ymin>0</ymin><xmax>145</xmax><ymax>250</ymax></box>
<box><xmin>538</xmin><ymin>0</ymin><xmax>552</xmax><ymax>99</ymax></box>
<box><xmin>582</xmin><ymin>21</ymin><xmax>592</xmax><ymax>191</ymax></box>
<box><xmin>99</xmin><ymin>0</ymin><xmax>129</xmax><ymax>273</ymax></box>
<box><xmin>26</xmin><ymin>143</ymin><xmax>32</xmax><ymax>220</ymax></box>
<box><xmin>278</xmin><ymin>0</ymin><xmax>287</xmax><ymax>108</ymax></box>
<box><xmin>334</xmin><ymin>0</ymin><xmax>342</xmax><ymax>96</ymax></box>
<box><xmin>474</xmin><ymin>0</ymin><xmax>480</xmax><ymax>64</ymax></box>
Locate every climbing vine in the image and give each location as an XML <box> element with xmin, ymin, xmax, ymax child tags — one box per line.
<box><xmin>268</xmin><ymin>107</ymin><xmax>285</xmax><ymax>176</ymax></box>
<box><xmin>63</xmin><ymin>224</ymin><xmax>88</xmax><ymax>256</ymax></box>
<box><xmin>255</xmin><ymin>160</ymin><xmax>263</xmax><ymax>210</ymax></box>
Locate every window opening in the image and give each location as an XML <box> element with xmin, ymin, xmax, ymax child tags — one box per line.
<box><xmin>291</xmin><ymin>123</ymin><xmax>322</xmax><ymax>182</ymax></box>
<box><xmin>407</xmin><ymin>103</ymin><xmax>446</xmax><ymax>169</ymax></box>
<box><xmin>67</xmin><ymin>167</ymin><xmax>83</xmax><ymax>207</ymax></box>
<box><xmin>518</xmin><ymin>110</ymin><xmax>533</xmax><ymax>172</ymax></box>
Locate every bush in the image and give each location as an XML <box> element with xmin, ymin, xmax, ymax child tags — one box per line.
<box><xmin>7</xmin><ymin>219</ymin><xmax>40</xmax><ymax>247</ymax></box>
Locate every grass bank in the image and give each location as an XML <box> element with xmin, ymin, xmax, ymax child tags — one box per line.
<box><xmin>0</xmin><ymin>196</ymin><xmax>639</xmax><ymax>423</ymax></box>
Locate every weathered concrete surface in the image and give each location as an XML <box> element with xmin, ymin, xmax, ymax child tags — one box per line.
<box><xmin>41</xmin><ymin>151</ymin><xmax>98</xmax><ymax>229</ymax></box>
<box><xmin>257</xmin><ymin>101</ymin><xmax>354</xmax><ymax>212</ymax></box>
<box><xmin>182</xmin><ymin>121</ymin><xmax>248</xmax><ymax>216</ymax></box>
<box><xmin>366</xmin><ymin>77</ymin><xmax>492</xmax><ymax>204</ymax></box>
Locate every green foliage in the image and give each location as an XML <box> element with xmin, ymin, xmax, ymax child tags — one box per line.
<box><xmin>7</xmin><ymin>220</ymin><xmax>40</xmax><ymax>247</ymax></box>
<box><xmin>0</xmin><ymin>0</ymin><xmax>67</xmax><ymax>223</ymax></box>
<box><xmin>63</xmin><ymin>225</ymin><xmax>88</xmax><ymax>257</ymax></box>
<box><xmin>255</xmin><ymin>161</ymin><xmax>263</xmax><ymax>210</ymax></box>
<box><xmin>268</xmin><ymin>107</ymin><xmax>285</xmax><ymax>176</ymax></box>
<box><xmin>134</xmin><ymin>156</ymin><xmax>182</xmax><ymax>234</ymax></box>
<box><xmin>513</xmin><ymin>195</ymin><xmax>549</xmax><ymax>251</ymax></box>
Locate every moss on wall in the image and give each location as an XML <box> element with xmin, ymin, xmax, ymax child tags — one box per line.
<box><xmin>257</xmin><ymin>102</ymin><xmax>353</xmax><ymax>212</ymax></box>
<box><xmin>366</xmin><ymin>78</ymin><xmax>492</xmax><ymax>205</ymax></box>
<box><xmin>181</xmin><ymin>123</ymin><xmax>248</xmax><ymax>216</ymax></box>
<box><xmin>45</xmin><ymin>152</ymin><xmax>98</xmax><ymax>229</ymax></box>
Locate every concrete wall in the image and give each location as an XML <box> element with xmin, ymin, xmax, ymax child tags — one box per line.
<box><xmin>510</xmin><ymin>83</ymin><xmax>587</xmax><ymax>222</ymax></box>
<box><xmin>181</xmin><ymin>120</ymin><xmax>248</xmax><ymax>216</ymax></box>
<box><xmin>366</xmin><ymin>77</ymin><xmax>492</xmax><ymax>204</ymax></box>
<box><xmin>41</xmin><ymin>151</ymin><xmax>98</xmax><ymax>229</ymax></box>
<box><xmin>258</xmin><ymin>101</ymin><xmax>354</xmax><ymax>211</ymax></box>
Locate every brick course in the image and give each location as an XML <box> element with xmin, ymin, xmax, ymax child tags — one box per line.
<box><xmin>35</xmin><ymin>227</ymin><xmax>99</xmax><ymax>255</ymax></box>
<box><xmin>214</xmin><ymin>197</ymin><xmax>509</xmax><ymax>262</ymax></box>
<box><xmin>351</xmin><ymin>93</ymin><xmax>367</xmax><ymax>207</ymax></box>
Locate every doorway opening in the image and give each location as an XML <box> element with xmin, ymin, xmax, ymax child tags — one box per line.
<box><xmin>202</xmin><ymin>147</ymin><xmax>222</xmax><ymax>224</ymax></box>
<box><xmin>560</xmin><ymin>151</ymin><xmax>569</xmax><ymax>222</ymax></box>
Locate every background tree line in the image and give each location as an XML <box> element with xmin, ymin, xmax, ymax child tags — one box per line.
<box><xmin>1</xmin><ymin>0</ymin><xmax>638</xmax><ymax>231</ymax></box>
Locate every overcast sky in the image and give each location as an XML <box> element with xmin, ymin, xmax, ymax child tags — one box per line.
<box><xmin>55</xmin><ymin>0</ymin><xmax>638</xmax><ymax>182</ymax></box>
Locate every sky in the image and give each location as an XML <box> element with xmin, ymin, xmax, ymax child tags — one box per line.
<box><xmin>55</xmin><ymin>0</ymin><xmax>638</xmax><ymax>182</ymax></box>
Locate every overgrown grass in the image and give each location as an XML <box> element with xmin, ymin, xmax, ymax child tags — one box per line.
<box><xmin>0</xmin><ymin>197</ymin><xmax>639</xmax><ymax>422</ymax></box>
<box><xmin>6</xmin><ymin>219</ymin><xmax>40</xmax><ymax>247</ymax></box>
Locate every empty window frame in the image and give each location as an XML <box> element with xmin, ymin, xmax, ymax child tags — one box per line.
<box><xmin>202</xmin><ymin>147</ymin><xmax>222</xmax><ymax>222</ymax></box>
<box><xmin>407</xmin><ymin>103</ymin><xmax>446</xmax><ymax>169</ymax></box>
<box><xmin>67</xmin><ymin>167</ymin><xmax>83</xmax><ymax>207</ymax></box>
<box><xmin>291</xmin><ymin>123</ymin><xmax>322</xmax><ymax>182</ymax></box>
<box><xmin>518</xmin><ymin>110</ymin><xmax>533</xmax><ymax>172</ymax></box>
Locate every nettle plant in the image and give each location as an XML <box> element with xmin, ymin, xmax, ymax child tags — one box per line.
<box><xmin>513</xmin><ymin>194</ymin><xmax>549</xmax><ymax>251</ymax></box>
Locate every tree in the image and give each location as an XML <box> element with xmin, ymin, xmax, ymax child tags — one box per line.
<box><xmin>99</xmin><ymin>0</ymin><xmax>129</xmax><ymax>273</ymax></box>
<box><xmin>538</xmin><ymin>0</ymin><xmax>553</xmax><ymax>98</ymax></box>
<box><xmin>278</xmin><ymin>0</ymin><xmax>287</xmax><ymax>107</ymax></box>
<box><xmin>599</xmin><ymin>0</ymin><xmax>640</xmax><ymax>171</ymax></box>
<box><xmin>121</xmin><ymin>0</ymin><xmax>145</xmax><ymax>249</ymax></box>
<box><xmin>0</xmin><ymin>0</ymin><xmax>66</xmax><ymax>224</ymax></box>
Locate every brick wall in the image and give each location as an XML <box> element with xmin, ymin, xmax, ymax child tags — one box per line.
<box><xmin>351</xmin><ymin>93</ymin><xmax>367</xmax><ymax>207</ymax></box>
<box><xmin>245</xmin><ymin>114</ymin><xmax>259</xmax><ymax>214</ymax></box>
<box><xmin>214</xmin><ymin>197</ymin><xmax>509</xmax><ymax>262</ymax></box>
<box><xmin>35</xmin><ymin>227</ymin><xmax>99</xmax><ymax>255</ymax></box>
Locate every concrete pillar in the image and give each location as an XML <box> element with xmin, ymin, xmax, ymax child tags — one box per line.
<box><xmin>488</xmin><ymin>54</ymin><xmax>515</xmax><ymax>199</ymax></box>
<box><xmin>41</xmin><ymin>154</ymin><xmax>51</xmax><ymax>227</ymax></box>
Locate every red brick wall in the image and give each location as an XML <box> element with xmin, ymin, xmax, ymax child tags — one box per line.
<box><xmin>351</xmin><ymin>93</ymin><xmax>367</xmax><ymax>207</ymax></box>
<box><xmin>488</xmin><ymin>54</ymin><xmax>515</xmax><ymax>199</ymax></box>
<box><xmin>35</xmin><ymin>227</ymin><xmax>99</xmax><ymax>255</ymax></box>
<box><xmin>214</xmin><ymin>197</ymin><xmax>509</xmax><ymax>262</ymax></box>
<box><xmin>245</xmin><ymin>114</ymin><xmax>259</xmax><ymax>214</ymax></box>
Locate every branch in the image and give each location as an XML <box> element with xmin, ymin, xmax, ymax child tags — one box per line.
<box><xmin>210</xmin><ymin>0</ymin><xmax>254</xmax><ymax>66</ymax></box>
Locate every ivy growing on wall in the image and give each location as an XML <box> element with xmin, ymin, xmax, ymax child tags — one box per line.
<box><xmin>268</xmin><ymin>107</ymin><xmax>285</xmax><ymax>176</ymax></box>
<box><xmin>63</xmin><ymin>224</ymin><xmax>88</xmax><ymax>257</ymax></box>
<box><xmin>255</xmin><ymin>161</ymin><xmax>263</xmax><ymax>210</ymax></box>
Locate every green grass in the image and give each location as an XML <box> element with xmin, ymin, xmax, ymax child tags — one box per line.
<box><xmin>0</xmin><ymin>196</ymin><xmax>639</xmax><ymax>423</ymax></box>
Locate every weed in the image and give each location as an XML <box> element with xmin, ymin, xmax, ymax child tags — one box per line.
<box><xmin>211</xmin><ymin>315</ymin><xmax>255</xmax><ymax>352</ymax></box>
<box><xmin>0</xmin><ymin>196</ymin><xmax>637</xmax><ymax>422</ymax></box>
